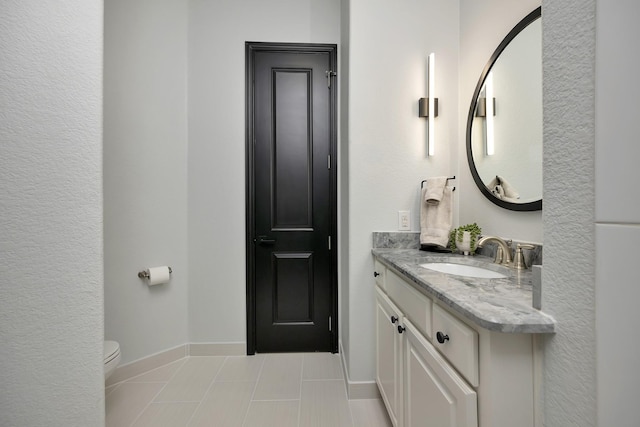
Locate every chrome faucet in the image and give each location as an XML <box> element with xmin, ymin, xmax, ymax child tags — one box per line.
<box><xmin>477</xmin><ymin>236</ymin><xmax>513</xmax><ymax>267</ymax></box>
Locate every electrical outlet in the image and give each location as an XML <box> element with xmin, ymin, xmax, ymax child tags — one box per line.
<box><xmin>398</xmin><ymin>210</ymin><xmax>411</xmax><ymax>231</ymax></box>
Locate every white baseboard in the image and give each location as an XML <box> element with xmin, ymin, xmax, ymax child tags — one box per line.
<box><xmin>106</xmin><ymin>342</ymin><xmax>246</xmax><ymax>386</ymax></box>
<box><xmin>106</xmin><ymin>344</ymin><xmax>188</xmax><ymax>387</ymax></box>
<box><xmin>339</xmin><ymin>341</ymin><xmax>380</xmax><ymax>400</ymax></box>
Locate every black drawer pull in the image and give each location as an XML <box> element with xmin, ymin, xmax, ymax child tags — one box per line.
<box><xmin>436</xmin><ymin>331</ymin><xmax>450</xmax><ymax>344</ymax></box>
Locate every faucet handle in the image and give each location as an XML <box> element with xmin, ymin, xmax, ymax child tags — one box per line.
<box><xmin>513</xmin><ymin>244</ymin><xmax>535</xmax><ymax>270</ymax></box>
<box><xmin>494</xmin><ymin>240</ymin><xmax>513</xmax><ymax>264</ymax></box>
<box><xmin>495</xmin><ymin>246</ymin><xmax>504</xmax><ymax>264</ymax></box>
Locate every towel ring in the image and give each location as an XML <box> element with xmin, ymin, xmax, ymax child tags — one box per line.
<box><xmin>421</xmin><ymin>176</ymin><xmax>456</xmax><ymax>190</ymax></box>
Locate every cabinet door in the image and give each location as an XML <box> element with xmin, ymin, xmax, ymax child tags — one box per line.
<box><xmin>403</xmin><ymin>320</ymin><xmax>477</xmax><ymax>427</ymax></box>
<box><xmin>376</xmin><ymin>287</ymin><xmax>403</xmax><ymax>427</ymax></box>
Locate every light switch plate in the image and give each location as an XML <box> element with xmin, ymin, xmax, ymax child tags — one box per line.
<box><xmin>398</xmin><ymin>210</ymin><xmax>411</xmax><ymax>231</ymax></box>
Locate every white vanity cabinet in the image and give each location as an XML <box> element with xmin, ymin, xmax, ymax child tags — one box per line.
<box><xmin>375</xmin><ymin>263</ymin><xmax>538</xmax><ymax>427</ymax></box>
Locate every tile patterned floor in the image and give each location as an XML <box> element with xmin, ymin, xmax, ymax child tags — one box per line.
<box><xmin>105</xmin><ymin>353</ymin><xmax>392</xmax><ymax>427</ymax></box>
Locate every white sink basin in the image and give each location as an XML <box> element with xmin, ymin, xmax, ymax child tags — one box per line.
<box><xmin>419</xmin><ymin>262</ymin><xmax>507</xmax><ymax>279</ymax></box>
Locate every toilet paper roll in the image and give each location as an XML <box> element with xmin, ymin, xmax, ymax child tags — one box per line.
<box><xmin>147</xmin><ymin>266</ymin><xmax>171</xmax><ymax>286</ymax></box>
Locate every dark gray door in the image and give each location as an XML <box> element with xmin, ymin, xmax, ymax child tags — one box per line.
<box><xmin>246</xmin><ymin>43</ymin><xmax>338</xmax><ymax>354</ymax></box>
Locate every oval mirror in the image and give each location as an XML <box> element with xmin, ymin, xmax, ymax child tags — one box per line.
<box><xmin>466</xmin><ymin>7</ymin><xmax>542</xmax><ymax>211</ymax></box>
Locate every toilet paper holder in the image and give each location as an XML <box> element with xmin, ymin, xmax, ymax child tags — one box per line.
<box><xmin>138</xmin><ymin>267</ymin><xmax>173</xmax><ymax>279</ymax></box>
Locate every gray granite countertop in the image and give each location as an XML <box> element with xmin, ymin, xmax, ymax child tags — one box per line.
<box><xmin>372</xmin><ymin>248</ymin><xmax>555</xmax><ymax>334</ymax></box>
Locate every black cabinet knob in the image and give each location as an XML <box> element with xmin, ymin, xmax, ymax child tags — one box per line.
<box><xmin>397</xmin><ymin>325</ymin><xmax>406</xmax><ymax>334</ymax></box>
<box><xmin>436</xmin><ymin>331</ymin><xmax>450</xmax><ymax>344</ymax></box>
<box><xmin>390</xmin><ymin>316</ymin><xmax>398</xmax><ymax>324</ymax></box>
<box><xmin>374</xmin><ymin>271</ymin><xmax>380</xmax><ymax>277</ymax></box>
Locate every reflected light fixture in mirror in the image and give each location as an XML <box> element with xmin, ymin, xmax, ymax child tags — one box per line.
<box><xmin>419</xmin><ymin>52</ymin><xmax>438</xmax><ymax>156</ymax></box>
<box><xmin>485</xmin><ymin>72</ymin><xmax>495</xmax><ymax>156</ymax></box>
<box><xmin>475</xmin><ymin>72</ymin><xmax>496</xmax><ymax>156</ymax></box>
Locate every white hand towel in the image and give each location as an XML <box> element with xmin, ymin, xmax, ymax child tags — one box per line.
<box><xmin>424</xmin><ymin>176</ymin><xmax>448</xmax><ymax>205</ymax></box>
<box><xmin>489</xmin><ymin>175</ymin><xmax>520</xmax><ymax>200</ymax></box>
<box><xmin>496</xmin><ymin>175</ymin><xmax>520</xmax><ymax>199</ymax></box>
<box><xmin>420</xmin><ymin>186</ymin><xmax>453</xmax><ymax>248</ymax></box>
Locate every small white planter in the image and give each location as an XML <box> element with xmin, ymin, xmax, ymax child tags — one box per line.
<box><xmin>457</xmin><ymin>231</ymin><xmax>472</xmax><ymax>255</ymax></box>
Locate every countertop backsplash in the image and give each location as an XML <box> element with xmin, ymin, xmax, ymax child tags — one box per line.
<box><xmin>372</xmin><ymin>231</ymin><xmax>421</xmax><ymax>249</ymax></box>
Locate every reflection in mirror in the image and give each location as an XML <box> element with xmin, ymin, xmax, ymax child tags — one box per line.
<box><xmin>467</xmin><ymin>7</ymin><xmax>542</xmax><ymax>211</ymax></box>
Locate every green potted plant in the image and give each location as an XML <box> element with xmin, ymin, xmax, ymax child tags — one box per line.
<box><xmin>449</xmin><ymin>223</ymin><xmax>482</xmax><ymax>255</ymax></box>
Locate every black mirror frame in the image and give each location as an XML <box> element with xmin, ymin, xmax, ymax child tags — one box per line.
<box><xmin>466</xmin><ymin>7</ymin><xmax>542</xmax><ymax>212</ymax></box>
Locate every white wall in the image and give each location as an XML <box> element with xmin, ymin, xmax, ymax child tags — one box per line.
<box><xmin>594</xmin><ymin>1</ymin><xmax>640</xmax><ymax>425</ymax></box>
<box><xmin>459</xmin><ymin>0</ymin><xmax>542</xmax><ymax>243</ymax></box>
<box><xmin>0</xmin><ymin>1</ymin><xmax>105</xmax><ymax>425</ymax></box>
<box><xmin>346</xmin><ymin>0</ymin><xmax>459</xmax><ymax>381</ymax></box>
<box><xmin>339</xmin><ymin>0</ymin><xmax>352</xmax><ymax>362</ymax></box>
<box><xmin>187</xmin><ymin>0</ymin><xmax>341</xmax><ymax>343</ymax></box>
<box><xmin>104</xmin><ymin>0</ymin><xmax>189</xmax><ymax>364</ymax></box>
<box><xmin>542</xmin><ymin>0</ymin><xmax>597</xmax><ymax>425</ymax></box>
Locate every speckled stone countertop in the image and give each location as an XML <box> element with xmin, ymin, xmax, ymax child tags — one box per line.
<box><xmin>372</xmin><ymin>248</ymin><xmax>555</xmax><ymax>334</ymax></box>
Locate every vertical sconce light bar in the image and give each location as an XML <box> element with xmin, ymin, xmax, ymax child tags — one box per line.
<box><xmin>485</xmin><ymin>72</ymin><xmax>495</xmax><ymax>156</ymax></box>
<box><xmin>418</xmin><ymin>53</ymin><xmax>438</xmax><ymax>156</ymax></box>
<box><xmin>428</xmin><ymin>52</ymin><xmax>435</xmax><ymax>156</ymax></box>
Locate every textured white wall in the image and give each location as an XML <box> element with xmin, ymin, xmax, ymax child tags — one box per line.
<box><xmin>0</xmin><ymin>1</ymin><xmax>105</xmax><ymax>425</ymax></box>
<box><xmin>542</xmin><ymin>0</ymin><xmax>597</xmax><ymax>426</ymax></box>
<box><xmin>187</xmin><ymin>0</ymin><xmax>341</xmax><ymax>343</ymax></box>
<box><xmin>594</xmin><ymin>1</ymin><xmax>640</xmax><ymax>425</ymax></box>
<box><xmin>347</xmin><ymin>0</ymin><xmax>459</xmax><ymax>381</ymax></box>
<box><xmin>104</xmin><ymin>0</ymin><xmax>189</xmax><ymax>364</ymax></box>
<box><xmin>459</xmin><ymin>0</ymin><xmax>542</xmax><ymax>243</ymax></box>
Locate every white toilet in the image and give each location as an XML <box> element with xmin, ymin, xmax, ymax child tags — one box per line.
<box><xmin>104</xmin><ymin>340</ymin><xmax>121</xmax><ymax>381</ymax></box>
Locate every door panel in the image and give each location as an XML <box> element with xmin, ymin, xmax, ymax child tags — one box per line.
<box><xmin>376</xmin><ymin>288</ymin><xmax>403</xmax><ymax>427</ymax></box>
<box><xmin>273</xmin><ymin>252</ymin><xmax>313</xmax><ymax>323</ymax></box>
<box><xmin>247</xmin><ymin>43</ymin><xmax>337</xmax><ymax>354</ymax></box>
<box><xmin>273</xmin><ymin>69</ymin><xmax>313</xmax><ymax>229</ymax></box>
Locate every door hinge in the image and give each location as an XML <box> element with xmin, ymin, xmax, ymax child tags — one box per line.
<box><xmin>325</xmin><ymin>70</ymin><xmax>337</xmax><ymax>89</ymax></box>
<box><xmin>328</xmin><ymin>236</ymin><xmax>331</xmax><ymax>250</ymax></box>
<box><xmin>329</xmin><ymin>316</ymin><xmax>332</xmax><ymax>332</ymax></box>
<box><xmin>328</xmin><ymin>154</ymin><xmax>331</xmax><ymax>169</ymax></box>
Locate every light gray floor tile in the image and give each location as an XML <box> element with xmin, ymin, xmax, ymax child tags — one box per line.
<box><xmin>187</xmin><ymin>381</ymin><xmax>255</xmax><ymax>427</ymax></box>
<box><xmin>154</xmin><ymin>356</ymin><xmax>225</xmax><ymax>402</ymax></box>
<box><xmin>243</xmin><ymin>400</ymin><xmax>300</xmax><ymax>427</ymax></box>
<box><xmin>103</xmin><ymin>354</ymin><xmax>393</xmax><ymax>427</ymax></box>
<box><xmin>127</xmin><ymin>359</ymin><xmax>187</xmax><ymax>383</ymax></box>
<box><xmin>217</xmin><ymin>354</ymin><xmax>265</xmax><ymax>382</ymax></box>
<box><xmin>349</xmin><ymin>399</ymin><xmax>392</xmax><ymax>427</ymax></box>
<box><xmin>106</xmin><ymin>382</ymin><xmax>165</xmax><ymax>427</ymax></box>
<box><xmin>299</xmin><ymin>380</ymin><xmax>353</xmax><ymax>427</ymax></box>
<box><xmin>302</xmin><ymin>353</ymin><xmax>344</xmax><ymax>380</ymax></box>
<box><xmin>253</xmin><ymin>353</ymin><xmax>303</xmax><ymax>400</ymax></box>
<box><xmin>132</xmin><ymin>402</ymin><xmax>199</xmax><ymax>427</ymax></box>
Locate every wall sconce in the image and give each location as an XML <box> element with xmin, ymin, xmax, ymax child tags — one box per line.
<box><xmin>475</xmin><ymin>72</ymin><xmax>495</xmax><ymax>155</ymax></box>
<box><xmin>419</xmin><ymin>52</ymin><xmax>438</xmax><ymax>156</ymax></box>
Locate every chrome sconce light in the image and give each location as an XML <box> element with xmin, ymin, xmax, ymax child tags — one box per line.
<box><xmin>475</xmin><ymin>72</ymin><xmax>495</xmax><ymax>155</ymax></box>
<box><xmin>419</xmin><ymin>52</ymin><xmax>438</xmax><ymax>156</ymax></box>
